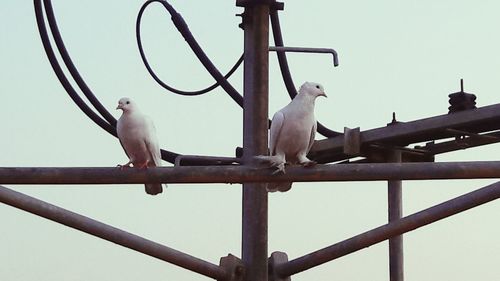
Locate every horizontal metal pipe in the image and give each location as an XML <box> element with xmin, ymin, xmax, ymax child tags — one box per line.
<box><xmin>174</xmin><ymin>155</ymin><xmax>243</xmax><ymax>166</ymax></box>
<box><xmin>275</xmin><ymin>181</ymin><xmax>500</xmax><ymax>277</ymax></box>
<box><xmin>1</xmin><ymin>161</ymin><xmax>500</xmax><ymax>185</ymax></box>
<box><xmin>0</xmin><ymin>185</ymin><xmax>226</xmax><ymax>280</ymax></box>
<box><xmin>269</xmin><ymin>46</ymin><xmax>339</xmax><ymax>66</ymax></box>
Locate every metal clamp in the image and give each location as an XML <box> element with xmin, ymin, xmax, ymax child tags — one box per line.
<box><xmin>219</xmin><ymin>254</ymin><xmax>245</xmax><ymax>281</ymax></box>
<box><xmin>343</xmin><ymin>127</ymin><xmax>361</xmax><ymax>156</ymax></box>
<box><xmin>269</xmin><ymin>252</ymin><xmax>291</xmax><ymax>281</ymax></box>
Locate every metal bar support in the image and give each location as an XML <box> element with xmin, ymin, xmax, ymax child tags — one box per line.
<box><xmin>0</xmin><ymin>185</ymin><xmax>227</xmax><ymax>280</ymax></box>
<box><xmin>274</xmin><ymin>180</ymin><xmax>500</xmax><ymax>278</ymax></box>
<box><xmin>174</xmin><ymin>155</ymin><xmax>243</xmax><ymax>166</ymax></box>
<box><xmin>387</xmin><ymin>151</ymin><xmax>404</xmax><ymax>281</ymax></box>
<box><xmin>241</xmin><ymin>2</ymin><xmax>270</xmax><ymax>281</ymax></box>
<box><xmin>1</xmin><ymin>161</ymin><xmax>500</xmax><ymax>185</ymax></box>
<box><xmin>269</xmin><ymin>46</ymin><xmax>339</xmax><ymax>66</ymax></box>
<box><xmin>310</xmin><ymin>103</ymin><xmax>500</xmax><ymax>163</ymax></box>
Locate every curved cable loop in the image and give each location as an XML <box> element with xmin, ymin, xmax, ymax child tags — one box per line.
<box><xmin>34</xmin><ymin>0</ymin><xmax>116</xmax><ymax>136</ymax></box>
<box><xmin>36</xmin><ymin>0</ymin><xmax>335</xmax><ymax>163</ymax></box>
<box><xmin>137</xmin><ymin>1</ymin><xmax>243</xmax><ymax>96</ymax></box>
<box><xmin>43</xmin><ymin>0</ymin><xmax>117</xmax><ymax>126</ymax></box>
<box><xmin>138</xmin><ymin>0</ymin><xmax>244</xmax><ymax>106</ymax></box>
<box><xmin>270</xmin><ymin>10</ymin><xmax>341</xmax><ymax>138</ymax></box>
<box><xmin>34</xmin><ymin>0</ymin><xmax>179</xmax><ymax>163</ymax></box>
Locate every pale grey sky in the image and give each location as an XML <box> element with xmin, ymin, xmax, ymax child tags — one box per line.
<box><xmin>1</xmin><ymin>1</ymin><xmax>499</xmax><ymax>281</ymax></box>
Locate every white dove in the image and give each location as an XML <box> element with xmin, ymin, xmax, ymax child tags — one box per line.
<box><xmin>116</xmin><ymin>97</ymin><xmax>165</xmax><ymax>195</ymax></box>
<box><xmin>256</xmin><ymin>82</ymin><xmax>327</xmax><ymax>192</ymax></box>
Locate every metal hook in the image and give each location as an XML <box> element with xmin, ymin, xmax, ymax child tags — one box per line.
<box><xmin>269</xmin><ymin>46</ymin><xmax>339</xmax><ymax>66</ymax></box>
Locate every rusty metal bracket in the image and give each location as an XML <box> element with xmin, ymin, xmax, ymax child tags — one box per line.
<box><xmin>343</xmin><ymin>127</ymin><xmax>361</xmax><ymax>156</ymax></box>
<box><xmin>219</xmin><ymin>254</ymin><xmax>245</xmax><ymax>281</ymax></box>
<box><xmin>269</xmin><ymin>252</ymin><xmax>291</xmax><ymax>281</ymax></box>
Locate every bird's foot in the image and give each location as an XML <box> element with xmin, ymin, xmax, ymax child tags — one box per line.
<box><xmin>301</xmin><ymin>160</ymin><xmax>317</xmax><ymax>168</ymax></box>
<box><xmin>117</xmin><ymin>163</ymin><xmax>132</xmax><ymax>170</ymax></box>
<box><xmin>138</xmin><ymin>162</ymin><xmax>149</xmax><ymax>169</ymax></box>
<box><xmin>271</xmin><ymin>163</ymin><xmax>286</xmax><ymax>175</ymax></box>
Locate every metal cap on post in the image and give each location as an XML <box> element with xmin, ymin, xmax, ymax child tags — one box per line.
<box><xmin>220</xmin><ymin>254</ymin><xmax>245</xmax><ymax>281</ymax></box>
<box><xmin>269</xmin><ymin>252</ymin><xmax>291</xmax><ymax>281</ymax></box>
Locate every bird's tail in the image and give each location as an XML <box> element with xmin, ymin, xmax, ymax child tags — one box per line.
<box><xmin>267</xmin><ymin>182</ymin><xmax>293</xmax><ymax>192</ymax></box>
<box><xmin>254</xmin><ymin>155</ymin><xmax>292</xmax><ymax>192</ymax></box>
<box><xmin>145</xmin><ymin>183</ymin><xmax>166</xmax><ymax>195</ymax></box>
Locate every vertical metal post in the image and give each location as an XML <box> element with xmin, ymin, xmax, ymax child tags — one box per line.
<box><xmin>388</xmin><ymin>150</ymin><xmax>404</xmax><ymax>281</ymax></box>
<box><xmin>241</xmin><ymin>2</ymin><xmax>269</xmax><ymax>281</ymax></box>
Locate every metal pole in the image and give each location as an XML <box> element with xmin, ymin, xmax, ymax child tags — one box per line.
<box><xmin>240</xmin><ymin>2</ymin><xmax>269</xmax><ymax>281</ymax></box>
<box><xmin>2</xmin><ymin>161</ymin><xmax>500</xmax><ymax>184</ymax></box>
<box><xmin>387</xmin><ymin>151</ymin><xmax>404</xmax><ymax>281</ymax></box>
<box><xmin>274</xmin><ymin>180</ymin><xmax>500</xmax><ymax>277</ymax></box>
<box><xmin>0</xmin><ymin>185</ymin><xmax>227</xmax><ymax>280</ymax></box>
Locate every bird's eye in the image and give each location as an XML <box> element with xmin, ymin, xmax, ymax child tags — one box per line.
<box><xmin>126</xmin><ymin>101</ymin><xmax>130</xmax><ymax>104</ymax></box>
<box><xmin>315</xmin><ymin>85</ymin><xmax>320</xmax><ymax>89</ymax></box>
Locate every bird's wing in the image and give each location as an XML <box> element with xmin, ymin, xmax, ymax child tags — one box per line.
<box><xmin>144</xmin><ymin>117</ymin><xmax>162</xmax><ymax>167</ymax></box>
<box><xmin>307</xmin><ymin>120</ymin><xmax>317</xmax><ymax>153</ymax></box>
<box><xmin>119</xmin><ymin>139</ymin><xmax>130</xmax><ymax>158</ymax></box>
<box><xmin>116</xmin><ymin>118</ymin><xmax>131</xmax><ymax>158</ymax></box>
<box><xmin>269</xmin><ymin>111</ymin><xmax>285</xmax><ymax>155</ymax></box>
<box><xmin>142</xmin><ymin>115</ymin><xmax>166</xmax><ymax>194</ymax></box>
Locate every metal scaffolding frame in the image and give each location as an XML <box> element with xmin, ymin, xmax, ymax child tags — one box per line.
<box><xmin>2</xmin><ymin>1</ymin><xmax>499</xmax><ymax>281</ymax></box>
<box><xmin>2</xmin><ymin>169</ymin><xmax>500</xmax><ymax>281</ymax></box>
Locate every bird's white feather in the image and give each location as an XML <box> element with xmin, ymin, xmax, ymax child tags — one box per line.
<box><xmin>116</xmin><ymin>97</ymin><xmax>165</xmax><ymax>195</ymax></box>
<box><xmin>256</xmin><ymin>82</ymin><xmax>327</xmax><ymax>192</ymax></box>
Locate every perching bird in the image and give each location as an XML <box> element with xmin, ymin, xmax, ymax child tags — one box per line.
<box><xmin>116</xmin><ymin>97</ymin><xmax>165</xmax><ymax>195</ymax></box>
<box><xmin>256</xmin><ymin>82</ymin><xmax>327</xmax><ymax>192</ymax></box>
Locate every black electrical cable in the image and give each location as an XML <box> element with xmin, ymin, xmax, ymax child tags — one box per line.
<box><xmin>137</xmin><ymin>0</ymin><xmax>244</xmax><ymax>106</ymax></box>
<box><xmin>144</xmin><ymin>1</ymin><xmax>338</xmax><ymax>136</ymax></box>
<box><xmin>34</xmin><ymin>0</ymin><xmax>116</xmax><ymax>136</ymax></box>
<box><xmin>270</xmin><ymin>10</ymin><xmax>341</xmax><ymax>138</ymax></box>
<box><xmin>137</xmin><ymin>1</ymin><xmax>243</xmax><ymax>96</ymax></box>
<box><xmin>35</xmin><ymin>0</ymin><xmax>335</xmax><ymax>165</ymax></box>
<box><xmin>43</xmin><ymin>0</ymin><xmax>117</xmax><ymax>126</ymax></box>
<box><xmin>269</xmin><ymin>11</ymin><xmax>298</xmax><ymax>99</ymax></box>
<box><xmin>34</xmin><ymin>0</ymin><xmax>179</xmax><ymax>163</ymax></box>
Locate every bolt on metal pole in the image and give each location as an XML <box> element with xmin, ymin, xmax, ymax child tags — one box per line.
<box><xmin>387</xmin><ymin>150</ymin><xmax>404</xmax><ymax>281</ymax></box>
<box><xmin>240</xmin><ymin>2</ymin><xmax>270</xmax><ymax>281</ymax></box>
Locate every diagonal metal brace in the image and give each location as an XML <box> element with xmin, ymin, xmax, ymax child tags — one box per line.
<box><xmin>0</xmin><ymin>185</ymin><xmax>227</xmax><ymax>280</ymax></box>
<box><xmin>273</xmin><ymin>180</ymin><xmax>500</xmax><ymax>277</ymax></box>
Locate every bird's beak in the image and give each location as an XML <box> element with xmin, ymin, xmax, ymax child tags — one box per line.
<box><xmin>320</xmin><ymin>92</ymin><xmax>327</xmax><ymax>98</ymax></box>
<box><xmin>116</xmin><ymin>104</ymin><xmax>122</xmax><ymax>110</ymax></box>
